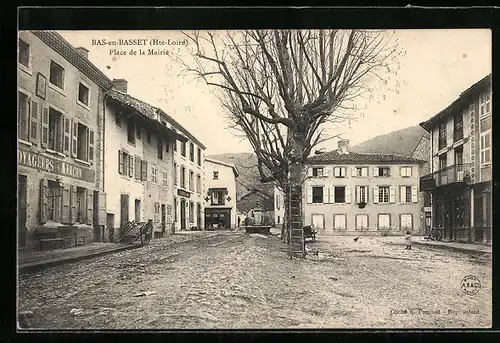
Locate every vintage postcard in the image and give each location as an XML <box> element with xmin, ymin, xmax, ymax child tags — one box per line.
<box><xmin>17</xmin><ymin>26</ymin><xmax>492</xmax><ymax>330</ymax></box>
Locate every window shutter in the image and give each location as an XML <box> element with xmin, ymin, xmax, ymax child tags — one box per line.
<box><xmin>41</xmin><ymin>106</ymin><xmax>49</xmax><ymax>148</ymax></box>
<box><xmin>118</xmin><ymin>151</ymin><xmax>124</xmax><ymax>174</ymax></box>
<box><xmin>362</xmin><ymin>167</ymin><xmax>368</xmax><ymax>177</ymax></box>
<box><xmin>411</xmin><ymin>186</ymin><xmax>418</xmax><ymax>203</ymax></box>
<box><xmin>141</xmin><ymin>160</ymin><xmax>148</xmax><ymax>181</ymax></box>
<box><xmin>356</xmin><ymin>186</ymin><xmax>361</xmax><ymax>203</ymax></box>
<box><xmin>333</xmin><ymin>167</ymin><xmax>339</xmax><ymax>177</ymax></box>
<box><xmin>29</xmin><ymin>99</ymin><xmax>40</xmax><ymax>145</ymax></box>
<box><xmin>307</xmin><ymin>167</ymin><xmax>313</xmax><ymax>177</ymax></box>
<box><xmin>389</xmin><ymin>186</ymin><xmax>396</xmax><ymax>203</ymax></box>
<box><xmin>135</xmin><ymin>157</ymin><xmax>141</xmax><ymax>179</ymax></box>
<box><xmin>373</xmin><ymin>186</ymin><xmax>379</xmax><ymax>204</ymax></box>
<box><xmin>98</xmin><ymin>192</ymin><xmax>107</xmax><ymax>225</ymax></box>
<box><xmin>323</xmin><ymin>186</ymin><xmax>329</xmax><ymax>204</ymax></box>
<box><xmin>365</xmin><ymin>186</ymin><xmax>369</xmax><ymax>203</ymax></box>
<box><xmin>39</xmin><ymin>179</ymin><xmax>48</xmax><ymax>224</ymax></box>
<box><xmin>329</xmin><ymin>186</ymin><xmax>335</xmax><ymax>203</ymax></box>
<box><xmin>61</xmin><ymin>116</ymin><xmax>70</xmax><ymax>155</ymax></box>
<box><xmin>70</xmin><ymin>185</ymin><xmax>77</xmax><ymax>224</ymax></box>
<box><xmin>352</xmin><ymin>168</ymin><xmax>357</xmax><ymax>177</ymax></box>
<box><xmin>408</xmin><ymin>167</ymin><xmax>412</xmax><ymax>176</ymax></box>
<box><xmin>373</xmin><ymin>167</ymin><xmax>379</xmax><ymax>177</ymax></box>
<box><xmin>128</xmin><ymin>155</ymin><xmax>134</xmax><ymax>177</ymax></box>
<box><xmin>60</xmin><ymin>186</ymin><xmax>70</xmax><ymax>224</ymax></box>
<box><xmin>306</xmin><ymin>186</ymin><xmax>313</xmax><ymax>204</ymax></box>
<box><xmin>86</xmin><ymin>189</ymin><xmax>94</xmax><ymax>225</ymax></box>
<box><xmin>71</xmin><ymin>119</ymin><xmax>78</xmax><ymax>157</ymax></box>
<box><xmin>345</xmin><ymin>186</ymin><xmax>351</xmax><ymax>203</ymax></box>
<box><xmin>400</xmin><ymin>186</ymin><xmax>405</xmax><ymax>203</ymax></box>
<box><xmin>400</xmin><ymin>167</ymin><xmax>404</xmax><ymax>177</ymax></box>
<box><xmin>88</xmin><ymin>129</ymin><xmax>95</xmax><ymax>164</ymax></box>
<box><xmin>341</xmin><ymin>167</ymin><xmax>346</xmax><ymax>177</ymax></box>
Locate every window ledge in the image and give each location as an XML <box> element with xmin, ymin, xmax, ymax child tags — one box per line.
<box><xmin>45</xmin><ymin>148</ymin><xmax>66</xmax><ymax>158</ymax></box>
<box><xmin>479</xmin><ymin>113</ymin><xmax>491</xmax><ymax>120</ymax></box>
<box><xmin>18</xmin><ymin>64</ymin><xmax>32</xmax><ymax>76</ymax></box>
<box><xmin>74</xmin><ymin>158</ymin><xmax>91</xmax><ymax>166</ymax></box>
<box><xmin>77</xmin><ymin>100</ymin><xmax>91</xmax><ymax>111</ymax></box>
<box><xmin>48</xmin><ymin>83</ymin><xmax>66</xmax><ymax>97</ymax></box>
<box><xmin>480</xmin><ymin>163</ymin><xmax>492</xmax><ymax>168</ymax></box>
<box><xmin>18</xmin><ymin>139</ymin><xmax>32</xmax><ymax>146</ymax></box>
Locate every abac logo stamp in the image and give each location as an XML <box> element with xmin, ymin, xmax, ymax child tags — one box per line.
<box><xmin>461</xmin><ymin>275</ymin><xmax>481</xmax><ymax>296</ymax></box>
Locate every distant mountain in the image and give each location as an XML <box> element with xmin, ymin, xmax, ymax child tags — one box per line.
<box><xmin>351</xmin><ymin>125</ymin><xmax>429</xmax><ymax>157</ymax></box>
<box><xmin>207</xmin><ymin>153</ymin><xmax>275</xmax><ymax>201</ymax></box>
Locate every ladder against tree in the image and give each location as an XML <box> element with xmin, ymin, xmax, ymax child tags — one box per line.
<box><xmin>288</xmin><ymin>185</ymin><xmax>305</xmax><ymax>259</ymax></box>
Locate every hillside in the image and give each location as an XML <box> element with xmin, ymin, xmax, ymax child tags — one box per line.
<box><xmin>351</xmin><ymin>125</ymin><xmax>429</xmax><ymax>157</ymax></box>
<box><xmin>207</xmin><ymin>153</ymin><xmax>275</xmax><ymax>201</ymax></box>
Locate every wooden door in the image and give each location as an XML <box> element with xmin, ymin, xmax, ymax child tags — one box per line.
<box><xmin>120</xmin><ymin>194</ymin><xmax>129</xmax><ymax>231</ymax></box>
<box><xmin>180</xmin><ymin>199</ymin><xmax>186</xmax><ymax>230</ymax></box>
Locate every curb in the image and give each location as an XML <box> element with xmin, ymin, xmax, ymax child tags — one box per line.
<box><xmin>19</xmin><ymin>243</ymin><xmax>144</xmax><ymax>274</ymax></box>
<box><xmin>412</xmin><ymin>240</ymin><xmax>492</xmax><ymax>255</ymax></box>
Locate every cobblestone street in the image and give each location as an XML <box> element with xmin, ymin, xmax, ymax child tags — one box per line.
<box><xmin>18</xmin><ymin>232</ymin><xmax>492</xmax><ymax>329</ymax></box>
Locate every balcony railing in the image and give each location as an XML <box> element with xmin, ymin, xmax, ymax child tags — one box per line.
<box><xmin>420</xmin><ymin>163</ymin><xmax>472</xmax><ymax>190</ymax></box>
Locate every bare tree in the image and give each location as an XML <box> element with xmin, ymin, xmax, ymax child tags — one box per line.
<box><xmin>175</xmin><ymin>29</ymin><xmax>401</xmax><ymax>250</ymax></box>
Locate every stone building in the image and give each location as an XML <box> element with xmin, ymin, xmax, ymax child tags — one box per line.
<box><xmin>304</xmin><ymin>139</ymin><xmax>425</xmax><ymax>236</ymax></box>
<box><xmin>167</xmin><ymin>114</ymin><xmax>206</xmax><ymax>232</ymax></box>
<box><xmin>203</xmin><ymin>158</ymin><xmax>239</xmax><ymax>230</ymax></box>
<box><xmin>104</xmin><ymin>81</ymin><xmax>185</xmax><ymax>241</ymax></box>
<box><xmin>420</xmin><ymin>74</ymin><xmax>492</xmax><ymax>243</ymax></box>
<box><xmin>17</xmin><ymin>31</ymin><xmax>114</xmax><ymax>250</ymax></box>
<box><xmin>351</xmin><ymin>125</ymin><xmax>432</xmax><ymax>233</ymax></box>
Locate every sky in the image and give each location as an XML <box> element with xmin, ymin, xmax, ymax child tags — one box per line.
<box><xmin>58</xmin><ymin>29</ymin><xmax>491</xmax><ymax>155</ymax></box>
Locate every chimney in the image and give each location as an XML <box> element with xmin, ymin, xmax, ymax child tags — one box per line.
<box><xmin>113</xmin><ymin>78</ymin><xmax>128</xmax><ymax>94</ymax></box>
<box><xmin>75</xmin><ymin>47</ymin><xmax>89</xmax><ymax>59</ymax></box>
<box><xmin>337</xmin><ymin>139</ymin><xmax>350</xmax><ymax>154</ymax></box>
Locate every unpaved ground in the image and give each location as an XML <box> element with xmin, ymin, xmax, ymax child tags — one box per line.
<box><xmin>18</xmin><ymin>232</ymin><xmax>492</xmax><ymax>329</ymax></box>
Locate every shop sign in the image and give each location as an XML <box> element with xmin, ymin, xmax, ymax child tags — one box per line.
<box><xmin>18</xmin><ymin>147</ymin><xmax>95</xmax><ymax>183</ymax></box>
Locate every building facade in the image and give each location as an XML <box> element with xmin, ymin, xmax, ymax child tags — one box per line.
<box><xmin>17</xmin><ymin>31</ymin><xmax>114</xmax><ymax>250</ymax></box>
<box><xmin>167</xmin><ymin>114</ymin><xmax>206</xmax><ymax>232</ymax></box>
<box><xmin>104</xmin><ymin>82</ymin><xmax>184</xmax><ymax>242</ymax></box>
<box><xmin>304</xmin><ymin>140</ymin><xmax>425</xmax><ymax>236</ymax></box>
<box><xmin>420</xmin><ymin>74</ymin><xmax>492</xmax><ymax>243</ymax></box>
<box><xmin>204</xmin><ymin>158</ymin><xmax>239</xmax><ymax>230</ymax></box>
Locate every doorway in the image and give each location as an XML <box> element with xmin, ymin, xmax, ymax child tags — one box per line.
<box><xmin>311</xmin><ymin>214</ymin><xmax>324</xmax><ymax>231</ymax></box>
<box><xmin>161</xmin><ymin>204</ymin><xmax>166</xmax><ymax>236</ymax></box>
<box><xmin>120</xmin><ymin>194</ymin><xmax>129</xmax><ymax>232</ymax></box>
<box><xmin>180</xmin><ymin>199</ymin><xmax>186</xmax><ymax>231</ymax></box>
<box><xmin>197</xmin><ymin>203</ymin><xmax>201</xmax><ymax>229</ymax></box>
<box><xmin>135</xmin><ymin>199</ymin><xmax>141</xmax><ymax>222</ymax></box>
<box><xmin>18</xmin><ymin>174</ymin><xmax>27</xmax><ymax>248</ymax></box>
<box><xmin>107</xmin><ymin>213</ymin><xmax>115</xmax><ymax>242</ymax></box>
<box><xmin>93</xmin><ymin>190</ymin><xmax>102</xmax><ymax>242</ymax></box>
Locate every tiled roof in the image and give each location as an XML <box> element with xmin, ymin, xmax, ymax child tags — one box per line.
<box><xmin>107</xmin><ymin>89</ymin><xmax>188</xmax><ymax>142</ymax></box>
<box><xmin>31</xmin><ymin>31</ymin><xmax>114</xmax><ymax>90</ymax></box>
<box><xmin>307</xmin><ymin>150</ymin><xmax>425</xmax><ymax>165</ymax></box>
<box><xmin>108</xmin><ymin>89</ymin><xmax>157</xmax><ymax>119</ymax></box>
<box><xmin>420</xmin><ymin>73</ymin><xmax>491</xmax><ymax>131</ymax></box>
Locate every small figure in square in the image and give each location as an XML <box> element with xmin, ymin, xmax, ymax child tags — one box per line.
<box><xmin>404</xmin><ymin>230</ymin><xmax>413</xmax><ymax>250</ymax></box>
